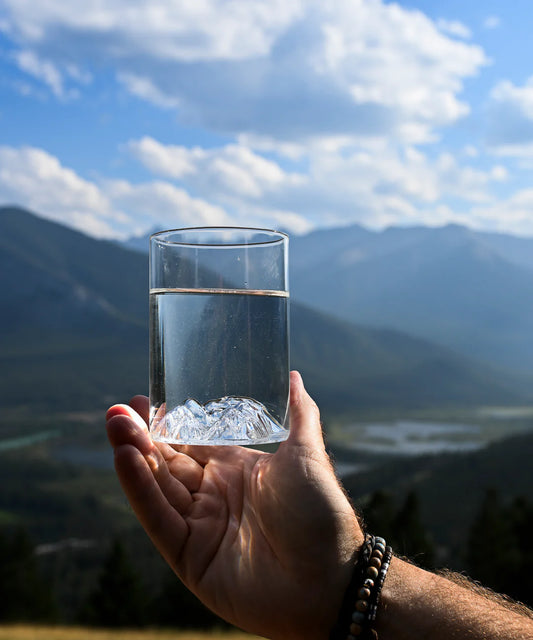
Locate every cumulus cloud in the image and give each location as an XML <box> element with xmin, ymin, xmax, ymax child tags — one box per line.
<box><xmin>117</xmin><ymin>73</ymin><xmax>180</xmax><ymax>109</ymax></box>
<box><xmin>0</xmin><ymin>146</ymin><xmax>121</xmax><ymax>236</ymax></box>
<box><xmin>125</xmin><ymin>136</ymin><xmax>507</xmax><ymax>232</ymax></box>
<box><xmin>128</xmin><ymin>136</ymin><xmax>306</xmax><ymax>199</ymax></box>
<box><xmin>0</xmin><ymin>145</ymin><xmax>237</xmax><ymax>237</ymax></box>
<box><xmin>470</xmin><ymin>188</ymin><xmax>533</xmax><ymax>236</ymax></box>
<box><xmin>1</xmin><ymin>0</ymin><xmax>303</xmax><ymax>61</ymax></box>
<box><xmin>437</xmin><ymin>19</ymin><xmax>471</xmax><ymax>39</ymax></box>
<box><xmin>1</xmin><ymin>0</ymin><xmax>487</xmax><ymax>146</ymax></box>
<box><xmin>104</xmin><ymin>179</ymin><xmax>232</xmax><ymax>230</ymax></box>
<box><xmin>4</xmin><ymin>0</ymin><xmax>523</xmax><ymax>237</ymax></box>
<box><xmin>0</xmin><ymin>144</ymin><xmax>312</xmax><ymax>237</ymax></box>
<box><xmin>486</xmin><ymin>77</ymin><xmax>533</xmax><ymax>156</ymax></box>
<box><xmin>296</xmin><ymin>145</ymin><xmax>506</xmax><ymax>228</ymax></box>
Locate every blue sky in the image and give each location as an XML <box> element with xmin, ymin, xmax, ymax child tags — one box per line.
<box><xmin>1</xmin><ymin>0</ymin><xmax>533</xmax><ymax>239</ymax></box>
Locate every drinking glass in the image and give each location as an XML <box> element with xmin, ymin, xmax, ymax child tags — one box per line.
<box><xmin>149</xmin><ymin>227</ymin><xmax>289</xmax><ymax>445</ymax></box>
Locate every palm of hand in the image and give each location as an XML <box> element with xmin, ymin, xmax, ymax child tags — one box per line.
<box><xmin>107</xmin><ymin>388</ymin><xmax>360</xmax><ymax>639</ymax></box>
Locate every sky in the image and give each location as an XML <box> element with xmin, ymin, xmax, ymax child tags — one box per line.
<box><xmin>2</xmin><ymin>0</ymin><xmax>533</xmax><ymax>239</ymax></box>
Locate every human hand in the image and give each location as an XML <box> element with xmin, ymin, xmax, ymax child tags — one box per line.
<box><xmin>106</xmin><ymin>371</ymin><xmax>363</xmax><ymax>639</ymax></box>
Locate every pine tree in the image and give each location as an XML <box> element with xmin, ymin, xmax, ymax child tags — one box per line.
<box><xmin>0</xmin><ymin>527</ymin><xmax>57</xmax><ymax>622</ymax></box>
<box><xmin>391</xmin><ymin>491</ymin><xmax>435</xmax><ymax>569</ymax></box>
<box><xmin>79</xmin><ymin>539</ymin><xmax>148</xmax><ymax>627</ymax></box>
<box><xmin>152</xmin><ymin>567</ymin><xmax>223</xmax><ymax>629</ymax></box>
<box><xmin>505</xmin><ymin>496</ymin><xmax>533</xmax><ymax>606</ymax></box>
<box><xmin>362</xmin><ymin>490</ymin><xmax>396</xmax><ymax>542</ymax></box>
<box><xmin>466</xmin><ymin>489</ymin><xmax>520</xmax><ymax>597</ymax></box>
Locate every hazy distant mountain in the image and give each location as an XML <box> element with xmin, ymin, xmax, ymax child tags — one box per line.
<box><xmin>125</xmin><ymin>222</ymin><xmax>533</xmax><ymax>371</ymax></box>
<box><xmin>289</xmin><ymin>223</ymin><xmax>533</xmax><ymax>372</ymax></box>
<box><xmin>121</xmin><ymin>226</ymin><xmax>160</xmax><ymax>253</ymax></box>
<box><xmin>0</xmin><ymin>206</ymin><xmax>149</xmax><ymax>410</ymax></box>
<box><xmin>290</xmin><ymin>303</ymin><xmax>528</xmax><ymax>414</ymax></box>
<box><xmin>1</xmin><ymin>206</ymin><xmax>528</xmax><ymax>413</ymax></box>
<box><xmin>0</xmin><ymin>206</ymin><xmax>147</xmax><ymax>332</ymax></box>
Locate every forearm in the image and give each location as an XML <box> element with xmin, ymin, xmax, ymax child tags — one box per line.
<box><xmin>376</xmin><ymin>557</ymin><xmax>533</xmax><ymax>640</ymax></box>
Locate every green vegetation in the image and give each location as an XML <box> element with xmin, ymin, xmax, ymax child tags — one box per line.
<box><xmin>1</xmin><ymin>423</ymin><xmax>532</xmax><ymax>627</ymax></box>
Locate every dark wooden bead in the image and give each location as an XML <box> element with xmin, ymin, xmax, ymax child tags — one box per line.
<box><xmin>356</xmin><ymin>599</ymin><xmax>369</xmax><ymax>612</ymax></box>
<box><xmin>352</xmin><ymin>611</ymin><xmax>366</xmax><ymax>624</ymax></box>
<box><xmin>358</xmin><ymin>586</ymin><xmax>372</xmax><ymax>599</ymax></box>
<box><xmin>366</xmin><ymin>566</ymin><xmax>379</xmax><ymax>579</ymax></box>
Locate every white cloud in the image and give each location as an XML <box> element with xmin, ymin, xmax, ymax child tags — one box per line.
<box><xmin>483</xmin><ymin>15</ymin><xmax>501</xmax><ymax>30</ymax></box>
<box><xmin>118</xmin><ymin>73</ymin><xmax>180</xmax><ymax>109</ymax></box>
<box><xmin>310</xmin><ymin>1</ymin><xmax>486</xmax><ymax>136</ymax></box>
<box><xmin>10</xmin><ymin>49</ymin><xmax>92</xmax><ymax>100</ymax></box>
<box><xmin>1</xmin><ymin>0</ymin><xmax>303</xmax><ymax>61</ymax></box>
<box><xmin>0</xmin><ymin>143</ymin><xmax>315</xmax><ymax>237</ymax></box>
<box><xmin>5</xmin><ymin>1</ymin><xmax>525</xmax><ymax>237</ymax></box>
<box><xmin>13</xmin><ymin>50</ymin><xmax>67</xmax><ymax>99</ymax></box>
<box><xmin>128</xmin><ymin>136</ymin><xmax>306</xmax><ymax>199</ymax></box>
<box><xmin>1</xmin><ymin>0</ymin><xmax>488</xmax><ymax>146</ymax></box>
<box><xmin>469</xmin><ymin>189</ymin><xmax>533</xmax><ymax>236</ymax></box>
<box><xmin>463</xmin><ymin>145</ymin><xmax>479</xmax><ymax>158</ymax></box>
<box><xmin>104</xmin><ymin>179</ymin><xmax>232</xmax><ymax>230</ymax></box>
<box><xmin>437</xmin><ymin>19</ymin><xmax>471</xmax><ymax>39</ymax></box>
<box><xmin>486</xmin><ymin>77</ymin><xmax>533</xmax><ymax>156</ymax></box>
<box><xmin>0</xmin><ymin>145</ymin><xmax>233</xmax><ymax>237</ymax></box>
<box><xmin>125</xmin><ymin>136</ymin><xmax>508</xmax><ymax>232</ymax></box>
<box><xmin>297</xmin><ymin>145</ymin><xmax>504</xmax><ymax>228</ymax></box>
<box><xmin>491</xmin><ymin>78</ymin><xmax>533</xmax><ymax>117</ymax></box>
<box><xmin>0</xmin><ymin>137</ymin><xmax>520</xmax><ymax>238</ymax></box>
<box><xmin>0</xmin><ymin>146</ymin><xmax>121</xmax><ymax>236</ymax></box>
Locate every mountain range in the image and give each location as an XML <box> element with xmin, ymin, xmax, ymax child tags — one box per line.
<box><xmin>289</xmin><ymin>223</ymin><xmax>533</xmax><ymax>373</ymax></box>
<box><xmin>127</xmin><ymin>220</ymin><xmax>533</xmax><ymax>373</ymax></box>
<box><xmin>1</xmin><ymin>205</ymin><xmax>531</xmax><ymax>416</ymax></box>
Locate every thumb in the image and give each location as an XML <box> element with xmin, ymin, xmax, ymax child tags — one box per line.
<box><xmin>286</xmin><ymin>370</ymin><xmax>327</xmax><ymax>451</ymax></box>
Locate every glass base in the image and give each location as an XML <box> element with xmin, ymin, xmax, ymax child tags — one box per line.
<box><xmin>150</xmin><ymin>396</ymin><xmax>289</xmax><ymax>446</ymax></box>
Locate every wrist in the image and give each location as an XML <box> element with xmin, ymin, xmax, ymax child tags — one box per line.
<box><xmin>329</xmin><ymin>534</ymin><xmax>393</xmax><ymax>640</ymax></box>
<box><xmin>306</xmin><ymin>519</ymin><xmax>363</xmax><ymax>640</ymax></box>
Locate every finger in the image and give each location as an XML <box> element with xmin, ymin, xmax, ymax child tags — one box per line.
<box><xmin>285</xmin><ymin>370</ymin><xmax>326</xmax><ymax>450</ymax></box>
<box><xmin>106</xmin><ymin>409</ymin><xmax>153</xmax><ymax>456</ymax></box>
<box><xmin>107</xmin><ymin>403</ymin><xmax>148</xmax><ymax>431</ymax></box>
<box><xmin>107</xmin><ymin>402</ymin><xmax>176</xmax><ymax>460</ymax></box>
<box><xmin>129</xmin><ymin>395</ymin><xmax>149</xmax><ymax>424</ymax></box>
<box><xmin>141</xmin><ymin>446</ymin><xmax>198</xmax><ymax>512</ymax></box>
<box><xmin>155</xmin><ymin>444</ymin><xmax>204</xmax><ymax>496</ymax></box>
<box><xmin>114</xmin><ymin>444</ymin><xmax>189</xmax><ymax>568</ymax></box>
<box><xmin>107</xmin><ymin>406</ymin><xmax>203</xmax><ymax>494</ymax></box>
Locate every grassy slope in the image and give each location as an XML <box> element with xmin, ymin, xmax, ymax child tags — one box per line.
<box><xmin>0</xmin><ymin>627</ymin><xmax>260</xmax><ymax>640</ymax></box>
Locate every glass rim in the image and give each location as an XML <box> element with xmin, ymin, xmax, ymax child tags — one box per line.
<box><xmin>150</xmin><ymin>226</ymin><xmax>288</xmax><ymax>248</ymax></box>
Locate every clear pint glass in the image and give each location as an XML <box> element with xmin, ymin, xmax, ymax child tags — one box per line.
<box><xmin>149</xmin><ymin>227</ymin><xmax>289</xmax><ymax>445</ymax></box>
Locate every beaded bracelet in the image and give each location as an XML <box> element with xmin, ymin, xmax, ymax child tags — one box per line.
<box><xmin>367</xmin><ymin>544</ymin><xmax>393</xmax><ymax>624</ymax></box>
<box><xmin>329</xmin><ymin>534</ymin><xmax>374</xmax><ymax>640</ymax></box>
<box><xmin>330</xmin><ymin>535</ymin><xmax>393</xmax><ymax>640</ymax></box>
